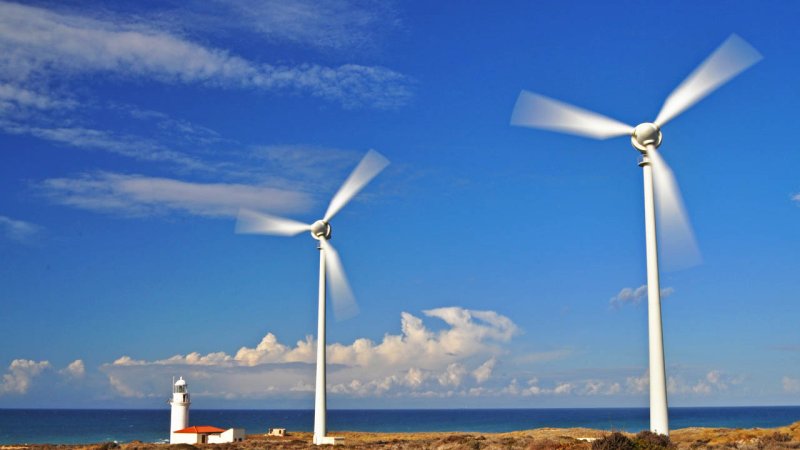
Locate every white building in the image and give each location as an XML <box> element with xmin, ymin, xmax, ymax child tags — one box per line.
<box><xmin>168</xmin><ymin>377</ymin><xmax>246</xmax><ymax>444</ymax></box>
<box><xmin>172</xmin><ymin>426</ymin><xmax>246</xmax><ymax>444</ymax></box>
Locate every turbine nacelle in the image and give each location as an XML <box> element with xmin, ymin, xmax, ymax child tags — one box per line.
<box><xmin>310</xmin><ymin>220</ymin><xmax>332</xmax><ymax>240</ymax></box>
<box><xmin>631</xmin><ymin>122</ymin><xmax>662</xmax><ymax>153</ymax></box>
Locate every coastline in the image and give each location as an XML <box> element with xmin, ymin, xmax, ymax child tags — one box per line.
<box><xmin>3</xmin><ymin>421</ymin><xmax>799</xmax><ymax>449</ymax></box>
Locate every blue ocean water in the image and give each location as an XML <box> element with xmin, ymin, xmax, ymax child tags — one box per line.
<box><xmin>1</xmin><ymin>407</ymin><xmax>799</xmax><ymax>444</ymax></box>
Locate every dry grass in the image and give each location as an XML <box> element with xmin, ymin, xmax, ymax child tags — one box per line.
<box><xmin>8</xmin><ymin>421</ymin><xmax>800</xmax><ymax>450</ymax></box>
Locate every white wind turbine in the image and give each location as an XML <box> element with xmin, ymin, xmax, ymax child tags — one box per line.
<box><xmin>235</xmin><ymin>149</ymin><xmax>389</xmax><ymax>445</ymax></box>
<box><xmin>511</xmin><ymin>34</ymin><xmax>761</xmax><ymax>435</ymax></box>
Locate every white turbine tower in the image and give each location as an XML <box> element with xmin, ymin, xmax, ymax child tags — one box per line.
<box><xmin>235</xmin><ymin>149</ymin><xmax>389</xmax><ymax>445</ymax></box>
<box><xmin>511</xmin><ymin>34</ymin><xmax>761</xmax><ymax>435</ymax></box>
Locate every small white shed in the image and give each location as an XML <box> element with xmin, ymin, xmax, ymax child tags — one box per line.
<box><xmin>172</xmin><ymin>425</ymin><xmax>245</xmax><ymax>444</ymax></box>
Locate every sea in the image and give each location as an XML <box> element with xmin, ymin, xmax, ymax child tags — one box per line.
<box><xmin>1</xmin><ymin>407</ymin><xmax>799</xmax><ymax>444</ymax></box>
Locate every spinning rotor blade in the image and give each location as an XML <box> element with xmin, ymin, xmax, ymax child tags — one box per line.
<box><xmin>654</xmin><ymin>34</ymin><xmax>762</xmax><ymax>128</ymax></box>
<box><xmin>235</xmin><ymin>209</ymin><xmax>311</xmax><ymax>236</ymax></box>
<box><xmin>646</xmin><ymin>147</ymin><xmax>702</xmax><ymax>270</ymax></box>
<box><xmin>323</xmin><ymin>149</ymin><xmax>390</xmax><ymax>222</ymax></box>
<box><xmin>511</xmin><ymin>91</ymin><xmax>634</xmax><ymax>140</ymax></box>
<box><xmin>320</xmin><ymin>239</ymin><xmax>359</xmax><ymax>320</ymax></box>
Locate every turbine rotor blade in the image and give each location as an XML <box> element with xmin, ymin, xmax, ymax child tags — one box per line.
<box><xmin>654</xmin><ymin>34</ymin><xmax>762</xmax><ymax>127</ymax></box>
<box><xmin>235</xmin><ymin>209</ymin><xmax>311</xmax><ymax>236</ymax></box>
<box><xmin>320</xmin><ymin>239</ymin><xmax>359</xmax><ymax>320</ymax></box>
<box><xmin>511</xmin><ymin>90</ymin><xmax>634</xmax><ymax>140</ymax></box>
<box><xmin>323</xmin><ymin>149</ymin><xmax>389</xmax><ymax>223</ymax></box>
<box><xmin>646</xmin><ymin>147</ymin><xmax>702</xmax><ymax>270</ymax></box>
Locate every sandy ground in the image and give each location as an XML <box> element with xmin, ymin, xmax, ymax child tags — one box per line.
<box><xmin>4</xmin><ymin>421</ymin><xmax>800</xmax><ymax>449</ymax></box>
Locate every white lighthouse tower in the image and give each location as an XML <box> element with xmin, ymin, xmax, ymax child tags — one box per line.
<box><xmin>169</xmin><ymin>377</ymin><xmax>190</xmax><ymax>443</ymax></box>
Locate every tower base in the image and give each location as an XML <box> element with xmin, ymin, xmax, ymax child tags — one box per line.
<box><xmin>314</xmin><ymin>436</ymin><xmax>343</xmax><ymax>445</ymax></box>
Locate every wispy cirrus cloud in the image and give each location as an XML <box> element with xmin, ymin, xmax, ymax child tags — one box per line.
<box><xmin>0</xmin><ymin>1</ymin><xmax>411</xmax><ymax>109</ymax></box>
<box><xmin>0</xmin><ymin>82</ymin><xmax>75</xmax><ymax>111</ymax></box>
<box><xmin>609</xmin><ymin>284</ymin><xmax>674</xmax><ymax>308</ymax></box>
<box><xmin>0</xmin><ymin>215</ymin><xmax>41</xmax><ymax>243</ymax></box>
<box><xmin>0</xmin><ymin>122</ymin><xmax>212</xmax><ymax>170</ymax></box>
<box><xmin>202</xmin><ymin>0</ymin><xmax>400</xmax><ymax>52</ymax></box>
<box><xmin>38</xmin><ymin>172</ymin><xmax>313</xmax><ymax>218</ymax></box>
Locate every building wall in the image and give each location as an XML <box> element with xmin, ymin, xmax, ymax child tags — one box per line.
<box><xmin>170</xmin><ymin>433</ymin><xmax>199</xmax><ymax>444</ymax></box>
<box><xmin>208</xmin><ymin>428</ymin><xmax>245</xmax><ymax>443</ymax></box>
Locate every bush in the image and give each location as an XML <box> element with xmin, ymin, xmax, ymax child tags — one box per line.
<box><xmin>592</xmin><ymin>432</ymin><xmax>635</xmax><ymax>450</ymax></box>
<box><xmin>632</xmin><ymin>430</ymin><xmax>674</xmax><ymax>449</ymax></box>
<box><xmin>762</xmin><ymin>432</ymin><xmax>791</xmax><ymax>443</ymax></box>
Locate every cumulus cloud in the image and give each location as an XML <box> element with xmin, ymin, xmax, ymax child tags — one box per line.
<box><xmin>472</xmin><ymin>358</ymin><xmax>496</xmax><ymax>384</ymax></box>
<box><xmin>667</xmin><ymin>370</ymin><xmax>740</xmax><ymax>395</ymax></box>
<box><xmin>610</xmin><ymin>285</ymin><xmax>674</xmax><ymax>308</ymax></box>
<box><xmin>102</xmin><ymin>307</ymin><xmax>519</xmax><ymax>400</ymax></box>
<box><xmin>61</xmin><ymin>360</ymin><xmax>86</xmax><ymax>379</ymax></box>
<box><xmin>0</xmin><ymin>359</ymin><xmax>51</xmax><ymax>395</ymax></box>
<box><xmin>782</xmin><ymin>376</ymin><xmax>800</xmax><ymax>393</ymax></box>
<box><xmin>626</xmin><ymin>371</ymin><xmax>649</xmax><ymax>394</ymax></box>
<box><xmin>0</xmin><ymin>2</ymin><xmax>410</xmax><ymax>109</ymax></box>
<box><xmin>512</xmin><ymin>378</ymin><xmax>620</xmax><ymax>397</ymax></box>
<box><xmin>38</xmin><ymin>172</ymin><xmax>313</xmax><ymax>218</ymax></box>
<box><xmin>0</xmin><ymin>215</ymin><xmax>41</xmax><ymax>243</ymax></box>
<box><xmin>438</xmin><ymin>363</ymin><xmax>467</xmax><ymax>387</ymax></box>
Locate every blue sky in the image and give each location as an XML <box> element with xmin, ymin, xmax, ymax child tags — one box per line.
<box><xmin>0</xmin><ymin>0</ymin><xmax>798</xmax><ymax>409</ymax></box>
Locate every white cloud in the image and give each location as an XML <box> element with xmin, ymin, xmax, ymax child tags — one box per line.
<box><xmin>626</xmin><ymin>371</ymin><xmax>649</xmax><ymax>394</ymax></box>
<box><xmin>0</xmin><ymin>215</ymin><xmax>41</xmax><ymax>243</ymax></box>
<box><xmin>0</xmin><ymin>2</ymin><xmax>410</xmax><ymax>109</ymax></box>
<box><xmin>205</xmin><ymin>0</ymin><xmax>398</xmax><ymax>51</ymax></box>
<box><xmin>0</xmin><ymin>83</ymin><xmax>75</xmax><ymax>111</ymax></box>
<box><xmin>518</xmin><ymin>378</ymin><xmax>619</xmax><ymax>397</ymax></box>
<box><xmin>438</xmin><ymin>363</ymin><xmax>467</xmax><ymax>387</ymax></box>
<box><xmin>0</xmin><ymin>123</ymin><xmax>210</xmax><ymax>169</ymax></box>
<box><xmin>61</xmin><ymin>360</ymin><xmax>86</xmax><ymax>379</ymax></box>
<box><xmin>666</xmin><ymin>370</ymin><xmax>739</xmax><ymax>396</ymax></box>
<box><xmin>610</xmin><ymin>285</ymin><xmax>675</xmax><ymax>308</ymax></box>
<box><xmin>38</xmin><ymin>172</ymin><xmax>312</xmax><ymax>218</ymax></box>
<box><xmin>792</xmin><ymin>193</ymin><xmax>800</xmax><ymax>203</ymax></box>
<box><xmin>782</xmin><ymin>376</ymin><xmax>800</xmax><ymax>393</ymax></box>
<box><xmin>0</xmin><ymin>359</ymin><xmax>51</xmax><ymax>395</ymax></box>
<box><xmin>553</xmin><ymin>382</ymin><xmax>573</xmax><ymax>395</ymax></box>
<box><xmin>102</xmin><ymin>307</ymin><xmax>519</xmax><ymax>400</ymax></box>
<box><xmin>472</xmin><ymin>357</ymin><xmax>496</xmax><ymax>384</ymax></box>
<box><xmin>108</xmin><ymin>375</ymin><xmax>145</xmax><ymax>398</ymax></box>
<box><xmin>405</xmin><ymin>367</ymin><xmax>425</xmax><ymax>388</ymax></box>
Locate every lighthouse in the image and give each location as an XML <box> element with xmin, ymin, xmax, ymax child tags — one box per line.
<box><xmin>169</xmin><ymin>377</ymin><xmax>190</xmax><ymax>443</ymax></box>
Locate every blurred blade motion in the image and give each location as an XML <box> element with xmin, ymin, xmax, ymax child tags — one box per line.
<box><xmin>511</xmin><ymin>90</ymin><xmax>634</xmax><ymax>140</ymax></box>
<box><xmin>320</xmin><ymin>239</ymin><xmax>358</xmax><ymax>320</ymax></box>
<box><xmin>646</xmin><ymin>147</ymin><xmax>702</xmax><ymax>270</ymax></box>
<box><xmin>324</xmin><ymin>149</ymin><xmax>390</xmax><ymax>222</ymax></box>
<box><xmin>655</xmin><ymin>34</ymin><xmax>762</xmax><ymax>127</ymax></box>
<box><xmin>235</xmin><ymin>209</ymin><xmax>311</xmax><ymax>236</ymax></box>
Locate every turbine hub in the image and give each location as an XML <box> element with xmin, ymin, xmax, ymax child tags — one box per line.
<box><xmin>310</xmin><ymin>220</ymin><xmax>331</xmax><ymax>240</ymax></box>
<box><xmin>631</xmin><ymin>122</ymin><xmax>662</xmax><ymax>153</ymax></box>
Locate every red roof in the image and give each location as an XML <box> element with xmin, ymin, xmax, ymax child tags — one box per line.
<box><xmin>174</xmin><ymin>425</ymin><xmax>226</xmax><ymax>434</ymax></box>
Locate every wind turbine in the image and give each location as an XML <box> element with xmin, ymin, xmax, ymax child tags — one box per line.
<box><xmin>235</xmin><ymin>149</ymin><xmax>389</xmax><ymax>445</ymax></box>
<box><xmin>510</xmin><ymin>34</ymin><xmax>761</xmax><ymax>435</ymax></box>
